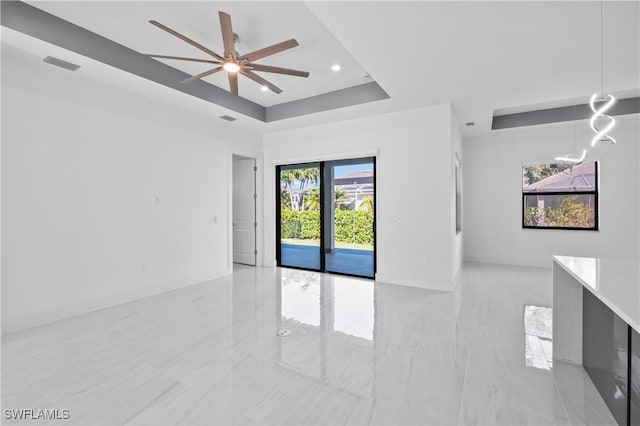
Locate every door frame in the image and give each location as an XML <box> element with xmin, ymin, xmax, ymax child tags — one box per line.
<box><xmin>228</xmin><ymin>148</ymin><xmax>263</xmax><ymax>270</ymax></box>
<box><xmin>275</xmin><ymin>156</ymin><xmax>376</xmax><ymax>279</ymax></box>
<box><xmin>232</xmin><ymin>155</ymin><xmax>257</xmax><ymax>266</ymax></box>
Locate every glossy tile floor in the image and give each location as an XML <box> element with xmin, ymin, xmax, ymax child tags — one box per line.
<box><xmin>2</xmin><ymin>263</ymin><xmax>616</xmax><ymax>425</ymax></box>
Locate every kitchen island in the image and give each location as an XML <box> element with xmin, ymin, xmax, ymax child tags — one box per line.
<box><xmin>553</xmin><ymin>255</ymin><xmax>640</xmax><ymax>426</ymax></box>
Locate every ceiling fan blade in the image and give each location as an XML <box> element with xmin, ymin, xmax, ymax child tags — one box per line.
<box><xmin>246</xmin><ymin>63</ymin><xmax>309</xmax><ymax>78</ymax></box>
<box><xmin>218</xmin><ymin>12</ymin><xmax>236</xmax><ymax>58</ymax></box>
<box><xmin>149</xmin><ymin>20</ymin><xmax>224</xmax><ymax>61</ymax></box>
<box><xmin>180</xmin><ymin>66</ymin><xmax>224</xmax><ymax>84</ymax></box>
<box><xmin>238</xmin><ymin>39</ymin><xmax>299</xmax><ymax>63</ymax></box>
<box><xmin>145</xmin><ymin>54</ymin><xmax>220</xmax><ymax>64</ymax></box>
<box><xmin>229</xmin><ymin>72</ymin><xmax>239</xmax><ymax>96</ymax></box>
<box><xmin>240</xmin><ymin>69</ymin><xmax>282</xmax><ymax>94</ymax></box>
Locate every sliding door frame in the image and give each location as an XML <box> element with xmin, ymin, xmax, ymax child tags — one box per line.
<box><xmin>275</xmin><ymin>162</ymin><xmax>324</xmax><ymax>273</ymax></box>
<box><xmin>373</xmin><ymin>156</ymin><xmax>377</xmax><ymax>278</ymax></box>
<box><xmin>276</xmin><ymin>157</ymin><xmax>376</xmax><ymax>279</ymax></box>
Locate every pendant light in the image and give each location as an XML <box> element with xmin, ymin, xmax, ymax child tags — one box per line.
<box><xmin>590</xmin><ymin>0</ymin><xmax>616</xmax><ymax>147</ymax></box>
<box><xmin>555</xmin><ymin>149</ymin><xmax>588</xmax><ymax>165</ymax></box>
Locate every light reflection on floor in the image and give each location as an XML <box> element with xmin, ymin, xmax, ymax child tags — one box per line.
<box><xmin>524</xmin><ymin>304</ymin><xmax>553</xmax><ymax>370</ymax></box>
<box><xmin>332</xmin><ymin>277</ymin><xmax>374</xmax><ymax>341</ymax></box>
<box><xmin>280</xmin><ymin>269</ymin><xmax>375</xmax><ymax>341</ymax></box>
<box><xmin>281</xmin><ymin>269</ymin><xmax>322</xmax><ymax>327</ymax></box>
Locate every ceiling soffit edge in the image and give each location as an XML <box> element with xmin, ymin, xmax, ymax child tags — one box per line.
<box><xmin>1</xmin><ymin>1</ymin><xmax>389</xmax><ymax>123</ymax></box>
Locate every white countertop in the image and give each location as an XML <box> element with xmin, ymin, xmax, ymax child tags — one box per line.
<box><xmin>553</xmin><ymin>255</ymin><xmax>640</xmax><ymax>333</ymax></box>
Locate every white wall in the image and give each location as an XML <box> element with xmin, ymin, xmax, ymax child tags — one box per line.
<box><xmin>463</xmin><ymin>116</ymin><xmax>639</xmax><ymax>268</ymax></box>
<box><xmin>1</xmin><ymin>46</ymin><xmax>262</xmax><ymax>334</ymax></box>
<box><xmin>263</xmin><ymin>104</ymin><xmax>463</xmax><ymax>290</ymax></box>
<box><xmin>450</xmin><ymin>108</ymin><xmax>463</xmax><ymax>281</ymax></box>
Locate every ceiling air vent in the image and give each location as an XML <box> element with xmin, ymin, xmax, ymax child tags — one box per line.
<box><xmin>43</xmin><ymin>56</ymin><xmax>80</xmax><ymax>71</ymax></box>
<box><xmin>219</xmin><ymin>115</ymin><xmax>236</xmax><ymax>122</ymax></box>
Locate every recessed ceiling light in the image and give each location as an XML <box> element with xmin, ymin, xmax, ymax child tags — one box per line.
<box><xmin>261</xmin><ymin>85</ymin><xmax>269</xmax><ymax>92</ymax></box>
<box><xmin>331</xmin><ymin>64</ymin><xmax>341</xmax><ymax>72</ymax></box>
<box><xmin>466</xmin><ymin>122</ymin><xmax>475</xmax><ymax>126</ymax></box>
<box><xmin>361</xmin><ymin>73</ymin><xmax>371</xmax><ymax>80</ymax></box>
<box><xmin>219</xmin><ymin>115</ymin><xmax>236</xmax><ymax>122</ymax></box>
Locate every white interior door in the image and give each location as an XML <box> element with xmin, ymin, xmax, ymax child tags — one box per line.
<box><xmin>233</xmin><ymin>157</ymin><xmax>256</xmax><ymax>265</ymax></box>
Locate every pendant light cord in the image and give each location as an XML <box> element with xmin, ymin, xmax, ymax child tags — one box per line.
<box><xmin>574</xmin><ymin>101</ymin><xmax>577</xmax><ymax>151</ymax></box>
<box><xmin>600</xmin><ymin>0</ymin><xmax>604</xmax><ymax>94</ymax></box>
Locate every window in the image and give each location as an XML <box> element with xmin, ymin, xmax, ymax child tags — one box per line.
<box><xmin>522</xmin><ymin>161</ymin><xmax>598</xmax><ymax>230</ymax></box>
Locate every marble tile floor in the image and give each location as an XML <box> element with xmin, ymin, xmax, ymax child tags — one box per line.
<box><xmin>1</xmin><ymin>262</ymin><xmax>616</xmax><ymax>425</ymax></box>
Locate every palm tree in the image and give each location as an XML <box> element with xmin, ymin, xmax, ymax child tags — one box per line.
<box><xmin>280</xmin><ymin>189</ymin><xmax>292</xmax><ymax>210</ymax></box>
<box><xmin>280</xmin><ymin>169</ymin><xmax>298</xmax><ymax>210</ymax></box>
<box><xmin>301</xmin><ymin>168</ymin><xmax>320</xmax><ymax>190</ymax></box>
<box><xmin>280</xmin><ymin>167</ymin><xmax>320</xmax><ymax>210</ymax></box>
<box><xmin>359</xmin><ymin>195</ymin><xmax>374</xmax><ymax>212</ymax></box>
<box><xmin>305</xmin><ymin>188</ymin><xmax>352</xmax><ymax>211</ymax></box>
<box><xmin>334</xmin><ymin>189</ymin><xmax>350</xmax><ymax>210</ymax></box>
<box><xmin>304</xmin><ymin>188</ymin><xmax>321</xmax><ymax>211</ymax></box>
<box><xmin>297</xmin><ymin>168</ymin><xmax>319</xmax><ymax>209</ymax></box>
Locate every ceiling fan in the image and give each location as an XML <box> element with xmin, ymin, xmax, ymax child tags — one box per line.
<box><xmin>146</xmin><ymin>11</ymin><xmax>310</xmax><ymax>96</ymax></box>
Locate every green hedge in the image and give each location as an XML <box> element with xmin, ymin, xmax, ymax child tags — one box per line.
<box><xmin>280</xmin><ymin>210</ymin><xmax>302</xmax><ymax>239</ymax></box>
<box><xmin>280</xmin><ymin>210</ymin><xmax>374</xmax><ymax>245</ymax></box>
<box><xmin>335</xmin><ymin>210</ymin><xmax>374</xmax><ymax>244</ymax></box>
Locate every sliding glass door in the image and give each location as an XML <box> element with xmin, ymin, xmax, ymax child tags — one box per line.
<box><xmin>323</xmin><ymin>159</ymin><xmax>375</xmax><ymax>278</ymax></box>
<box><xmin>277</xmin><ymin>163</ymin><xmax>322</xmax><ymax>271</ymax></box>
<box><xmin>277</xmin><ymin>157</ymin><xmax>375</xmax><ymax>279</ymax></box>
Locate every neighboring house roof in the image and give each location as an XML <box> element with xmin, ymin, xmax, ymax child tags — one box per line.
<box><xmin>298</xmin><ymin>169</ymin><xmax>374</xmax><ymax>193</ymax></box>
<box><xmin>334</xmin><ymin>170</ymin><xmax>373</xmax><ymax>185</ymax></box>
<box><xmin>524</xmin><ymin>162</ymin><xmax>596</xmax><ymax>192</ymax></box>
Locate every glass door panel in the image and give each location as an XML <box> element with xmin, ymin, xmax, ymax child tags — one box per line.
<box><xmin>277</xmin><ymin>163</ymin><xmax>322</xmax><ymax>271</ymax></box>
<box><xmin>323</xmin><ymin>158</ymin><xmax>375</xmax><ymax>278</ymax></box>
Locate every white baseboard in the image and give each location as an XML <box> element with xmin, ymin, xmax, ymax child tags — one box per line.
<box><xmin>450</xmin><ymin>265</ymin><xmax>462</xmax><ymax>291</ymax></box>
<box><xmin>2</xmin><ymin>268</ymin><xmax>231</xmax><ymax>335</ymax></box>
<box><xmin>374</xmin><ymin>273</ymin><xmax>454</xmax><ymax>292</ymax></box>
<box><xmin>464</xmin><ymin>255</ymin><xmax>550</xmax><ymax>269</ymax></box>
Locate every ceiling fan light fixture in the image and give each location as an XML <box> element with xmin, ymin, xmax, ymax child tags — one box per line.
<box><xmin>223</xmin><ymin>62</ymin><xmax>241</xmax><ymax>73</ymax></box>
<box><xmin>148</xmin><ymin>11</ymin><xmax>308</xmax><ymax>96</ymax></box>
